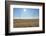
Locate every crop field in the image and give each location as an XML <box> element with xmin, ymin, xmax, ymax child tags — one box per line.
<box><xmin>13</xmin><ymin>19</ymin><xmax>39</xmax><ymax>28</ymax></box>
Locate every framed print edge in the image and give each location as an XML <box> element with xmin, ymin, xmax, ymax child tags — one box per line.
<box><xmin>10</xmin><ymin>5</ymin><xmax>42</xmax><ymax>32</ymax></box>
<box><xmin>5</xmin><ymin>1</ymin><xmax>45</xmax><ymax>35</ymax></box>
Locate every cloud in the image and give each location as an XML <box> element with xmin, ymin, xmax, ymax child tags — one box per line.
<box><xmin>13</xmin><ymin>16</ymin><xmax>39</xmax><ymax>19</ymax></box>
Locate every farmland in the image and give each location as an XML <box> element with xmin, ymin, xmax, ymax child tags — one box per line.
<box><xmin>13</xmin><ymin>19</ymin><xmax>39</xmax><ymax>28</ymax></box>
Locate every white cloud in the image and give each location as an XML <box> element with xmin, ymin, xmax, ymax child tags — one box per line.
<box><xmin>13</xmin><ymin>17</ymin><xmax>39</xmax><ymax>19</ymax></box>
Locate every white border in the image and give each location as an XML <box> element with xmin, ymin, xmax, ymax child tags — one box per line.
<box><xmin>7</xmin><ymin>0</ymin><xmax>45</xmax><ymax>3</ymax></box>
<box><xmin>10</xmin><ymin>5</ymin><xmax>42</xmax><ymax>33</ymax></box>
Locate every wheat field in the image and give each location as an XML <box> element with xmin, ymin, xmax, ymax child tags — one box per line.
<box><xmin>13</xmin><ymin>19</ymin><xmax>39</xmax><ymax>28</ymax></box>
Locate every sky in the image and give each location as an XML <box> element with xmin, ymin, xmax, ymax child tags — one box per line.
<box><xmin>13</xmin><ymin>8</ymin><xmax>39</xmax><ymax>19</ymax></box>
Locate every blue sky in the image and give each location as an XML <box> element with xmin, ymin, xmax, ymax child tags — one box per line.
<box><xmin>13</xmin><ymin>8</ymin><xmax>39</xmax><ymax>17</ymax></box>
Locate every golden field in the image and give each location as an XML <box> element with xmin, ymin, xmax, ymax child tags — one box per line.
<box><xmin>13</xmin><ymin>19</ymin><xmax>39</xmax><ymax>28</ymax></box>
